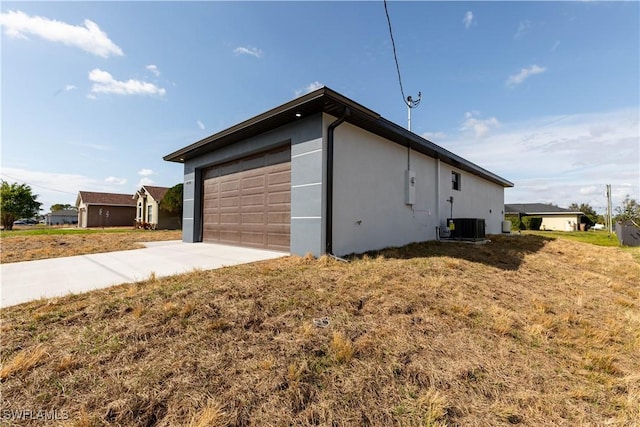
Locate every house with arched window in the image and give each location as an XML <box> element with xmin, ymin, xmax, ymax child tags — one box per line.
<box><xmin>134</xmin><ymin>185</ymin><xmax>181</xmax><ymax>230</ymax></box>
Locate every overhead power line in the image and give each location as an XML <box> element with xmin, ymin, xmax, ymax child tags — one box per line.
<box><xmin>383</xmin><ymin>0</ymin><xmax>421</xmax><ymax>110</ymax></box>
<box><xmin>1</xmin><ymin>172</ymin><xmax>77</xmax><ymax>195</ymax></box>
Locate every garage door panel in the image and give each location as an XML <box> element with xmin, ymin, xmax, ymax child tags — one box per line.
<box><xmin>268</xmin><ymin>191</ymin><xmax>290</xmax><ymax>205</ymax></box>
<box><xmin>218</xmin><ymin>213</ymin><xmax>239</xmax><ymax>224</ymax></box>
<box><xmin>240</xmin><ymin>231</ymin><xmax>265</xmax><ymax>245</ymax></box>
<box><xmin>203</xmin><ymin>199</ymin><xmax>219</xmax><ymax>210</ymax></box>
<box><xmin>267</xmin><ymin>233</ymin><xmax>289</xmax><ymax>251</ymax></box>
<box><xmin>220</xmin><ymin>179</ymin><xmax>239</xmax><ymax>192</ymax></box>
<box><xmin>220</xmin><ymin>196</ymin><xmax>240</xmax><ymax>208</ymax></box>
<box><xmin>242</xmin><ymin>175</ymin><xmax>266</xmax><ymax>190</ymax></box>
<box><xmin>241</xmin><ymin>212</ymin><xmax>264</xmax><ymax>224</ymax></box>
<box><xmin>267</xmin><ymin>180</ymin><xmax>290</xmax><ymax>191</ymax></box>
<box><xmin>204</xmin><ymin>181</ymin><xmax>219</xmax><ymax>193</ymax></box>
<box><xmin>267</xmin><ymin>203</ymin><xmax>290</xmax><ymax>213</ymax></box>
<box><xmin>268</xmin><ymin>169</ymin><xmax>290</xmax><ymax>185</ymax></box>
<box><xmin>219</xmin><ymin>230</ymin><xmax>240</xmax><ymax>242</ymax></box>
<box><xmin>267</xmin><ymin>212</ymin><xmax>290</xmax><ymax>223</ymax></box>
<box><xmin>202</xmin><ymin>147</ymin><xmax>290</xmax><ymax>251</ymax></box>
<box><xmin>202</xmin><ymin>228</ymin><xmax>219</xmax><ymax>242</ymax></box>
<box><xmin>241</xmin><ymin>194</ymin><xmax>265</xmax><ymax>206</ymax></box>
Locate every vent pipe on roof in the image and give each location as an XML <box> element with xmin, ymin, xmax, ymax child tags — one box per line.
<box><xmin>325</xmin><ymin>108</ymin><xmax>350</xmax><ymax>255</ymax></box>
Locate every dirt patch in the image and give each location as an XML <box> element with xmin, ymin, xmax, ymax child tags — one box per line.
<box><xmin>0</xmin><ymin>230</ymin><xmax>181</xmax><ymax>263</ymax></box>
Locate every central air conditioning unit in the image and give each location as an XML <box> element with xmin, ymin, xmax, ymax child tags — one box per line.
<box><xmin>446</xmin><ymin>218</ymin><xmax>486</xmax><ymax>240</ymax></box>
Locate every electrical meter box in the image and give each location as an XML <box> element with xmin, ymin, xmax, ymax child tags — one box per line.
<box><xmin>405</xmin><ymin>170</ymin><xmax>416</xmax><ymax>205</ymax></box>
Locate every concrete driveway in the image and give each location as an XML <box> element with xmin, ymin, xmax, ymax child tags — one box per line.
<box><xmin>0</xmin><ymin>241</ymin><xmax>287</xmax><ymax>308</ymax></box>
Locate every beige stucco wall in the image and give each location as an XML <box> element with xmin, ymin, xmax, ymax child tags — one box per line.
<box><xmin>540</xmin><ymin>214</ymin><xmax>581</xmax><ymax>231</ymax></box>
<box><xmin>136</xmin><ymin>193</ymin><xmax>159</xmax><ymax>224</ymax></box>
<box><xmin>135</xmin><ymin>191</ymin><xmax>180</xmax><ymax>229</ymax></box>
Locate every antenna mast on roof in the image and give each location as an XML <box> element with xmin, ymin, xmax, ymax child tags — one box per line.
<box><xmin>406</xmin><ymin>92</ymin><xmax>421</xmax><ymax>132</ymax></box>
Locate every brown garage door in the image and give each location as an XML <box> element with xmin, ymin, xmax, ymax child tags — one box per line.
<box><xmin>202</xmin><ymin>146</ymin><xmax>290</xmax><ymax>251</ymax></box>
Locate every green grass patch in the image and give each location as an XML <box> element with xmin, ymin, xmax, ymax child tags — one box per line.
<box><xmin>524</xmin><ymin>230</ymin><xmax>621</xmax><ymax>247</ymax></box>
<box><xmin>525</xmin><ymin>229</ymin><xmax>640</xmax><ymax>264</ymax></box>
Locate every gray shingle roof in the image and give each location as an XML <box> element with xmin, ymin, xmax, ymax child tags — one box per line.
<box><xmin>138</xmin><ymin>186</ymin><xmax>170</xmax><ymax>202</ymax></box>
<box><xmin>77</xmin><ymin>191</ymin><xmax>136</xmax><ymax>207</ymax></box>
<box><xmin>505</xmin><ymin>203</ymin><xmax>583</xmax><ymax>215</ymax></box>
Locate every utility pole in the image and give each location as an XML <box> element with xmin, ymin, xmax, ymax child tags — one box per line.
<box><xmin>606</xmin><ymin>184</ymin><xmax>613</xmax><ymax>236</ymax></box>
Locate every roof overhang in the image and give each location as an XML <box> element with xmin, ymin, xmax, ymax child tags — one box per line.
<box><xmin>164</xmin><ymin>87</ymin><xmax>514</xmax><ymax>188</ymax></box>
<box><xmin>505</xmin><ymin>211</ymin><xmax>584</xmax><ymax>216</ymax></box>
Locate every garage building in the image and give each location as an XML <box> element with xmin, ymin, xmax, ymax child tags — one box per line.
<box><xmin>164</xmin><ymin>87</ymin><xmax>513</xmax><ymax>256</ymax></box>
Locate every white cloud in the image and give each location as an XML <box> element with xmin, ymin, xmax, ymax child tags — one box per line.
<box><xmin>422</xmin><ymin>131</ymin><xmax>447</xmax><ymax>141</ymax></box>
<box><xmin>441</xmin><ymin>108</ymin><xmax>639</xmax><ymax>211</ymax></box>
<box><xmin>589</xmin><ymin>124</ymin><xmax>615</xmax><ymax>138</ymax></box>
<box><xmin>460</xmin><ymin>111</ymin><xmax>500</xmax><ymax>139</ymax></box>
<box><xmin>506</xmin><ymin>65</ymin><xmax>546</xmax><ymax>88</ymax></box>
<box><xmin>551</xmin><ymin>40</ymin><xmax>560</xmax><ymax>52</ymax></box>
<box><xmin>514</xmin><ymin>20</ymin><xmax>532</xmax><ymax>39</ymax></box>
<box><xmin>233</xmin><ymin>46</ymin><xmax>263</xmax><ymax>58</ymax></box>
<box><xmin>104</xmin><ymin>176</ymin><xmax>126</xmax><ymax>185</ymax></box>
<box><xmin>66</xmin><ymin>141</ymin><xmax>111</xmax><ymax>151</ymax></box>
<box><xmin>197</xmin><ymin>120</ymin><xmax>205</xmax><ymax>130</ymax></box>
<box><xmin>295</xmin><ymin>81</ymin><xmax>324</xmax><ymax>97</ymax></box>
<box><xmin>138</xmin><ymin>177</ymin><xmax>155</xmax><ymax>187</ymax></box>
<box><xmin>463</xmin><ymin>11</ymin><xmax>474</xmax><ymax>29</ymax></box>
<box><xmin>0</xmin><ymin>10</ymin><xmax>123</xmax><ymax>58</ymax></box>
<box><xmin>579</xmin><ymin>186</ymin><xmax>600</xmax><ymax>196</ymax></box>
<box><xmin>138</xmin><ymin>168</ymin><xmax>154</xmax><ymax>177</ymax></box>
<box><xmin>54</xmin><ymin>84</ymin><xmax>77</xmax><ymax>96</ymax></box>
<box><xmin>89</xmin><ymin>68</ymin><xmax>166</xmax><ymax>97</ymax></box>
<box><xmin>0</xmin><ymin>168</ymin><xmax>132</xmax><ymax>212</ymax></box>
<box><xmin>146</xmin><ymin>64</ymin><xmax>160</xmax><ymax>76</ymax></box>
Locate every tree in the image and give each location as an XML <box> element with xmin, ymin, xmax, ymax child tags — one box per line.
<box><xmin>1</xmin><ymin>180</ymin><xmax>42</xmax><ymax>230</ymax></box>
<box><xmin>568</xmin><ymin>202</ymin><xmax>598</xmax><ymax>225</ymax></box>
<box><xmin>614</xmin><ymin>195</ymin><xmax>640</xmax><ymax>226</ymax></box>
<box><xmin>51</xmin><ymin>203</ymin><xmax>76</xmax><ymax>212</ymax></box>
<box><xmin>161</xmin><ymin>183</ymin><xmax>183</xmax><ymax>223</ymax></box>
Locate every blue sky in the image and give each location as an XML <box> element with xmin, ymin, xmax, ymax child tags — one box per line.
<box><xmin>1</xmin><ymin>1</ymin><xmax>638</xmax><ymax>214</ymax></box>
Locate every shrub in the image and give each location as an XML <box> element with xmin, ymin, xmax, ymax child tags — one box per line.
<box><xmin>521</xmin><ymin>217</ymin><xmax>542</xmax><ymax>230</ymax></box>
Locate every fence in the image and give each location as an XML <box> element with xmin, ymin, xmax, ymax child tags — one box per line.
<box><xmin>615</xmin><ymin>223</ymin><xmax>640</xmax><ymax>247</ymax></box>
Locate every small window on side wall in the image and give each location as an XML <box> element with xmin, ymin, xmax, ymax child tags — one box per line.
<box><xmin>452</xmin><ymin>171</ymin><xmax>461</xmax><ymax>191</ymax></box>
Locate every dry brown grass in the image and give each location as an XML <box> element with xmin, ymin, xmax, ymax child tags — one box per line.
<box><xmin>0</xmin><ymin>344</ymin><xmax>48</xmax><ymax>380</ymax></box>
<box><xmin>0</xmin><ymin>229</ymin><xmax>181</xmax><ymax>263</ymax></box>
<box><xmin>1</xmin><ymin>235</ymin><xmax>638</xmax><ymax>426</ymax></box>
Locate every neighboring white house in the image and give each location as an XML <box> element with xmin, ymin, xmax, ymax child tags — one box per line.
<box><xmin>164</xmin><ymin>87</ymin><xmax>513</xmax><ymax>256</ymax></box>
<box><xmin>505</xmin><ymin>203</ymin><xmax>584</xmax><ymax>231</ymax></box>
<box><xmin>44</xmin><ymin>209</ymin><xmax>78</xmax><ymax>225</ymax></box>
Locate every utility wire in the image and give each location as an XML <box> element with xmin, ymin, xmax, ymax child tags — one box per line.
<box><xmin>384</xmin><ymin>0</ymin><xmax>420</xmax><ymax>109</ymax></box>
<box><xmin>1</xmin><ymin>172</ymin><xmax>77</xmax><ymax>195</ymax></box>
